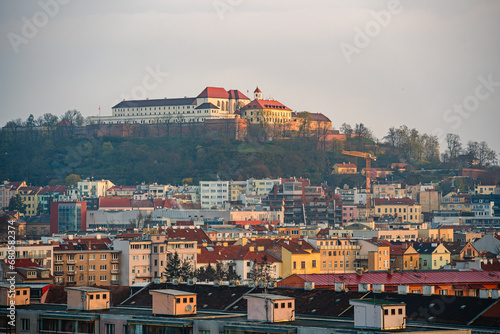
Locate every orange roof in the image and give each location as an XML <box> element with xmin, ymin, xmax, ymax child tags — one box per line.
<box><xmin>254</xmin><ymin>86</ymin><xmax>261</xmax><ymax>93</ymax></box>
<box><xmin>197</xmin><ymin>87</ymin><xmax>230</xmax><ymax>99</ymax></box>
<box><xmin>240</xmin><ymin>99</ymin><xmax>291</xmax><ymax>111</ymax></box>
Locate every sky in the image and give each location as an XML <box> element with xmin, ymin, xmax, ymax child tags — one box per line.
<box><xmin>1</xmin><ymin>0</ymin><xmax>499</xmax><ymax>154</ymax></box>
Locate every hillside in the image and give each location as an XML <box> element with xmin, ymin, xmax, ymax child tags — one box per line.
<box><xmin>0</xmin><ymin>133</ymin><xmax>444</xmax><ymax>187</ymax></box>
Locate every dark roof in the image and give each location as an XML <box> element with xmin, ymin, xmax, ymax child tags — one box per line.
<box><xmin>195</xmin><ymin>102</ymin><xmax>219</xmax><ymax>110</ymax></box>
<box><xmin>228</xmin><ymin>89</ymin><xmax>250</xmax><ymax>100</ymax></box>
<box><xmin>291</xmin><ymin>112</ymin><xmax>331</xmax><ymax>122</ymax></box>
<box><xmin>112</xmin><ymin>97</ymin><xmax>196</xmax><ymax>109</ymax></box>
<box><xmin>44</xmin><ymin>285</ymin><xmax>130</xmax><ymax>305</ymax></box>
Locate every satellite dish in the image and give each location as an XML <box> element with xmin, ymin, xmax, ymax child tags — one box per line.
<box><xmin>185</xmin><ymin>304</ymin><xmax>192</xmax><ymax>312</ymax></box>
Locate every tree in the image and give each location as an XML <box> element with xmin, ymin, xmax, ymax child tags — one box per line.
<box><xmin>180</xmin><ymin>258</ymin><xmax>194</xmax><ymax>280</ymax></box>
<box><xmin>41</xmin><ymin>113</ymin><xmax>59</xmax><ymax>128</ymax></box>
<box><xmin>164</xmin><ymin>252</ymin><xmax>182</xmax><ymax>280</ymax></box>
<box><xmin>445</xmin><ymin>133</ymin><xmax>462</xmax><ymax>161</ymax></box>
<box><xmin>248</xmin><ymin>255</ymin><xmax>274</xmax><ymax>282</ymax></box>
<box><xmin>340</xmin><ymin>123</ymin><xmax>352</xmax><ymax>137</ymax></box>
<box><xmin>7</xmin><ymin>194</ymin><xmax>27</xmax><ymax>214</ymax></box>
<box><xmin>62</xmin><ymin>109</ymin><xmax>85</xmax><ymax>126</ymax></box>
<box><xmin>466</xmin><ymin>141</ymin><xmax>497</xmax><ymax>167</ymax></box>
<box><xmin>65</xmin><ymin>174</ymin><xmax>81</xmax><ymax>186</ymax></box>
<box><xmin>182</xmin><ymin>178</ymin><xmax>193</xmax><ymax>185</ymax></box>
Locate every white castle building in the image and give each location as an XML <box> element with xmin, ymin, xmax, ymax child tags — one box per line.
<box><xmin>89</xmin><ymin>87</ymin><xmax>251</xmax><ymax>125</ymax></box>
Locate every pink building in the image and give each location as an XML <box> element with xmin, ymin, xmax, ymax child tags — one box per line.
<box><xmin>342</xmin><ymin>205</ymin><xmax>359</xmax><ymax>224</ymax></box>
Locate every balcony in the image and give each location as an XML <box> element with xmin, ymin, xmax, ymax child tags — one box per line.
<box><xmin>111</xmin><ymin>280</ymin><xmax>120</xmax><ymax>285</ymax></box>
<box><xmin>66</xmin><ymin>281</ymin><xmax>76</xmax><ymax>286</ymax></box>
<box><xmin>54</xmin><ymin>271</ymin><xmax>64</xmax><ymax>276</ymax></box>
<box><xmin>67</xmin><ymin>271</ymin><xmax>76</xmax><ymax>275</ymax></box>
<box><xmin>111</xmin><ymin>269</ymin><xmax>120</xmax><ymax>274</ymax></box>
<box><xmin>111</xmin><ymin>258</ymin><xmax>120</xmax><ymax>264</ymax></box>
<box><xmin>66</xmin><ymin>259</ymin><xmax>76</xmax><ymax>264</ymax></box>
<box><xmin>55</xmin><ymin>260</ymin><xmax>64</xmax><ymax>265</ymax></box>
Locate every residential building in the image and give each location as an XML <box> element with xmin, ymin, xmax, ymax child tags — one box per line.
<box><xmin>471</xmin><ymin>195</ymin><xmax>495</xmax><ymax>217</ymax></box>
<box><xmin>37</xmin><ymin>185</ymin><xmax>68</xmax><ymax>215</ymax></box>
<box><xmin>0</xmin><ymin>242</ymin><xmax>54</xmax><ymax>273</ymax></box>
<box><xmin>239</xmin><ymin>87</ymin><xmax>292</xmax><ymax>125</ymax></box>
<box><xmin>372</xmin><ymin>182</ymin><xmax>407</xmax><ymax>199</ymax></box>
<box><xmin>77</xmin><ymin>179</ymin><xmax>115</xmax><ymax>198</ymax></box>
<box><xmin>358</xmin><ymin>239</ymin><xmax>391</xmax><ymax>272</ymax></box>
<box><xmin>150</xmin><ymin>235</ymin><xmax>197</xmax><ymax>279</ymax></box>
<box><xmin>200</xmin><ymin>181</ymin><xmax>229</xmax><ymax>209</ymax></box>
<box><xmin>309</xmin><ymin>238</ymin><xmax>360</xmax><ymax>273</ymax></box>
<box><xmin>0</xmin><ymin>181</ymin><xmax>26</xmax><ymax>209</ymax></box>
<box><xmin>441</xmin><ymin>241</ymin><xmax>479</xmax><ymax>262</ymax></box>
<box><xmin>474</xmin><ymin>184</ymin><xmax>498</xmax><ymax>195</ymax></box>
<box><xmin>0</xmin><ymin>259</ymin><xmax>52</xmax><ymax>283</ymax></box>
<box><xmin>53</xmin><ymin>242</ymin><xmax>121</xmax><ymax>286</ymax></box>
<box><xmin>472</xmin><ymin>234</ymin><xmax>500</xmax><ymax>255</ymax></box>
<box><xmin>113</xmin><ymin>238</ymin><xmax>152</xmax><ymax>285</ymax></box>
<box><xmin>332</xmin><ymin>163</ymin><xmax>357</xmax><ymax>174</ymax></box>
<box><xmin>414</xmin><ymin>243</ymin><xmax>450</xmax><ymax>269</ymax></box>
<box><xmin>417</xmin><ymin>228</ymin><xmax>454</xmax><ymax>242</ymax></box>
<box><xmin>18</xmin><ymin>186</ymin><xmax>42</xmax><ymax>216</ymax></box>
<box><xmin>440</xmin><ymin>193</ymin><xmax>472</xmax><ymax>212</ymax></box>
<box><xmin>229</xmin><ymin>181</ymin><xmax>247</xmax><ymax>202</ymax></box>
<box><xmin>389</xmin><ymin>244</ymin><xmax>419</xmax><ymax>271</ymax></box>
<box><xmin>266</xmin><ymin>239</ymin><xmax>320</xmax><ymax>278</ymax></box>
<box><xmin>419</xmin><ymin>189</ymin><xmax>442</xmax><ymax>213</ymax></box>
<box><xmin>374</xmin><ymin>198</ymin><xmax>422</xmax><ymax>223</ymax></box>
<box><xmin>105</xmin><ymin>185</ymin><xmax>137</xmax><ymax>197</ymax></box>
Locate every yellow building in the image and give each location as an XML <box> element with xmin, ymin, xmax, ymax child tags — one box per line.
<box><xmin>440</xmin><ymin>193</ymin><xmax>471</xmax><ymax>212</ymax></box>
<box><xmin>418</xmin><ymin>228</ymin><xmax>454</xmax><ymax>242</ymax></box>
<box><xmin>106</xmin><ymin>185</ymin><xmax>137</xmax><ymax>197</ymax></box>
<box><xmin>374</xmin><ymin>198</ymin><xmax>422</xmax><ymax>223</ymax></box>
<box><xmin>18</xmin><ymin>186</ymin><xmax>42</xmax><ymax>216</ymax></box>
<box><xmin>277</xmin><ymin>240</ymin><xmax>320</xmax><ymax>278</ymax></box>
<box><xmin>240</xmin><ymin>87</ymin><xmax>292</xmax><ymax>125</ymax></box>
<box><xmin>310</xmin><ymin>238</ymin><xmax>360</xmax><ymax>273</ymax></box>
<box><xmin>333</xmin><ymin>163</ymin><xmax>357</xmax><ymax>174</ymax></box>
<box><xmin>372</xmin><ymin>183</ymin><xmax>407</xmax><ymax>199</ymax></box>
<box><xmin>229</xmin><ymin>181</ymin><xmax>247</xmax><ymax>202</ymax></box>
<box><xmin>414</xmin><ymin>243</ymin><xmax>450</xmax><ymax>270</ymax></box>
<box><xmin>474</xmin><ymin>185</ymin><xmax>497</xmax><ymax>195</ymax></box>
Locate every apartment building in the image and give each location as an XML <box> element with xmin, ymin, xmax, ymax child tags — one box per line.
<box><xmin>113</xmin><ymin>238</ymin><xmax>152</xmax><ymax>285</ymax></box>
<box><xmin>440</xmin><ymin>193</ymin><xmax>472</xmax><ymax>212</ymax></box>
<box><xmin>0</xmin><ymin>242</ymin><xmax>54</xmax><ymax>273</ymax></box>
<box><xmin>78</xmin><ymin>179</ymin><xmax>115</xmax><ymax>198</ymax></box>
<box><xmin>53</xmin><ymin>242</ymin><xmax>121</xmax><ymax>286</ymax></box>
<box><xmin>200</xmin><ymin>181</ymin><xmax>229</xmax><ymax>209</ymax></box>
<box><xmin>374</xmin><ymin>198</ymin><xmax>422</xmax><ymax>223</ymax></box>
<box><xmin>372</xmin><ymin>182</ymin><xmax>407</xmax><ymax>199</ymax></box>
<box><xmin>414</xmin><ymin>243</ymin><xmax>451</xmax><ymax>270</ymax></box>
<box><xmin>0</xmin><ymin>181</ymin><xmax>26</xmax><ymax>209</ymax></box>
<box><xmin>150</xmin><ymin>234</ymin><xmax>197</xmax><ymax>279</ymax></box>
<box><xmin>308</xmin><ymin>238</ymin><xmax>360</xmax><ymax>273</ymax></box>
<box><xmin>358</xmin><ymin>239</ymin><xmax>391</xmax><ymax>272</ymax></box>
<box><xmin>18</xmin><ymin>186</ymin><xmax>42</xmax><ymax>216</ymax></box>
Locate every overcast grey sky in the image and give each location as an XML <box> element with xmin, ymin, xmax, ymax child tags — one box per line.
<box><xmin>1</xmin><ymin>0</ymin><xmax>499</xmax><ymax>153</ymax></box>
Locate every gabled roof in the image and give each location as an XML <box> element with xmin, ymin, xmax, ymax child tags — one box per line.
<box><xmin>163</xmin><ymin>228</ymin><xmax>212</xmax><ymax>245</ymax></box>
<box><xmin>291</xmin><ymin>112</ymin><xmax>331</xmax><ymax>122</ymax></box>
<box><xmin>196</xmin><ymin>87</ymin><xmax>230</xmax><ymax>99</ymax></box>
<box><xmin>195</xmin><ymin>102</ymin><xmax>219</xmax><ymax>110</ymax></box>
<box><xmin>228</xmin><ymin>90</ymin><xmax>250</xmax><ymax>100</ymax></box>
<box><xmin>112</xmin><ymin>97</ymin><xmax>196</xmax><ymax>109</ymax></box>
<box><xmin>38</xmin><ymin>185</ymin><xmax>68</xmax><ymax>195</ymax></box>
<box><xmin>240</xmin><ymin>99</ymin><xmax>291</xmax><ymax>111</ymax></box>
<box><xmin>99</xmin><ymin>197</ymin><xmax>131</xmax><ymax>208</ymax></box>
<box><xmin>413</xmin><ymin>242</ymin><xmax>448</xmax><ymax>254</ymax></box>
<box><xmin>441</xmin><ymin>242</ymin><xmax>472</xmax><ymax>255</ymax></box>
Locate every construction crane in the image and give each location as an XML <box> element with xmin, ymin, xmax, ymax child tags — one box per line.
<box><xmin>342</xmin><ymin>150</ymin><xmax>377</xmax><ymax>217</ymax></box>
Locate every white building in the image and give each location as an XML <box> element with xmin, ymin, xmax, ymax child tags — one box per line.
<box><xmin>78</xmin><ymin>179</ymin><xmax>114</xmax><ymax>198</ymax></box>
<box><xmin>89</xmin><ymin>87</ymin><xmax>250</xmax><ymax>125</ymax></box>
<box><xmin>200</xmin><ymin>181</ymin><xmax>229</xmax><ymax>209</ymax></box>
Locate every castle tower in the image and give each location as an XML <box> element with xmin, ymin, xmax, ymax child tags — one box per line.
<box><xmin>254</xmin><ymin>86</ymin><xmax>262</xmax><ymax>100</ymax></box>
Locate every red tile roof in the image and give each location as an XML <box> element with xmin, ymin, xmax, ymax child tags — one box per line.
<box><xmin>164</xmin><ymin>228</ymin><xmax>212</xmax><ymax>245</ymax></box>
<box><xmin>38</xmin><ymin>185</ymin><xmax>68</xmax><ymax>195</ymax></box>
<box><xmin>99</xmin><ymin>197</ymin><xmax>132</xmax><ymax>207</ymax></box>
<box><xmin>197</xmin><ymin>245</ymin><xmax>241</xmax><ymax>264</ymax></box>
<box><xmin>240</xmin><ymin>99</ymin><xmax>291</xmax><ymax>111</ymax></box>
<box><xmin>282</xmin><ymin>271</ymin><xmax>500</xmax><ymax>287</ymax></box>
<box><xmin>254</xmin><ymin>87</ymin><xmax>261</xmax><ymax>93</ymax></box>
<box><xmin>197</xmin><ymin>87</ymin><xmax>230</xmax><ymax>99</ymax></box>
<box><xmin>9</xmin><ymin>259</ymin><xmax>41</xmax><ymax>268</ymax></box>
<box><xmin>228</xmin><ymin>89</ymin><xmax>250</xmax><ymax>100</ymax></box>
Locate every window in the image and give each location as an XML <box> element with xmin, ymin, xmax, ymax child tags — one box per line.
<box><xmin>89</xmin><ymin>265</ymin><xmax>95</xmax><ymax>271</ymax></box>
<box><xmin>100</xmin><ymin>265</ymin><xmax>107</xmax><ymax>271</ymax></box>
<box><xmin>100</xmin><ymin>275</ymin><xmax>107</xmax><ymax>281</ymax></box>
<box><xmin>293</xmin><ymin>262</ymin><xmax>297</xmax><ymax>269</ymax></box>
<box><xmin>96</xmin><ymin>294</ymin><xmax>101</xmax><ymax>299</ymax></box>
<box><xmin>384</xmin><ymin>309</ymin><xmax>389</xmax><ymax>315</ymax></box>
<box><xmin>79</xmin><ymin>255</ymin><xmax>85</xmax><ymax>261</ymax></box>
<box><xmin>176</xmin><ymin>298</ymin><xmax>181</xmax><ymax>303</ymax></box>
<box><xmin>189</xmin><ymin>297</ymin><xmax>194</xmax><ymax>303</ymax></box>
<box><xmin>312</xmin><ymin>260</ymin><xmax>316</xmax><ymax>268</ymax></box>
<box><xmin>288</xmin><ymin>302</ymin><xmax>292</xmax><ymax>308</ymax></box>
<box><xmin>100</xmin><ymin>254</ymin><xmax>107</xmax><ymax>260</ymax></box>
<box><xmin>105</xmin><ymin>323</ymin><xmax>115</xmax><ymax>334</ymax></box>
<box><xmin>22</xmin><ymin>318</ymin><xmax>30</xmax><ymax>331</ymax></box>
<box><xmin>398</xmin><ymin>308</ymin><xmax>403</xmax><ymax>314</ymax></box>
<box><xmin>301</xmin><ymin>261</ymin><xmax>306</xmax><ymax>269</ymax></box>
<box><xmin>89</xmin><ymin>254</ymin><xmax>96</xmax><ymax>260</ymax></box>
<box><xmin>391</xmin><ymin>309</ymin><xmax>395</xmax><ymax>315</ymax></box>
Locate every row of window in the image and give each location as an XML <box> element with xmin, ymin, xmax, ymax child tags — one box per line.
<box><xmin>55</xmin><ymin>254</ymin><xmax>118</xmax><ymax>261</ymax></box>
